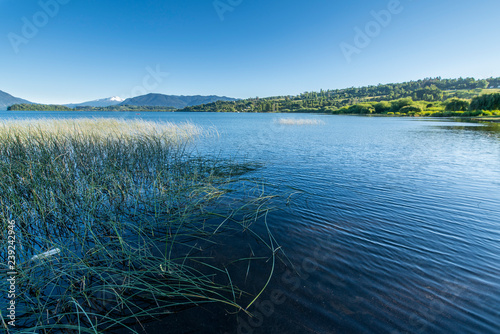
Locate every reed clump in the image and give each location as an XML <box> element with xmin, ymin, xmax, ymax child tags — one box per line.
<box><xmin>276</xmin><ymin>118</ymin><xmax>324</xmax><ymax>125</ymax></box>
<box><xmin>0</xmin><ymin>118</ymin><xmax>280</xmax><ymax>333</ymax></box>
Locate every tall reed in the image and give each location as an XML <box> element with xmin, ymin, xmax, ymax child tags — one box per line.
<box><xmin>0</xmin><ymin>118</ymin><xmax>280</xmax><ymax>333</ymax></box>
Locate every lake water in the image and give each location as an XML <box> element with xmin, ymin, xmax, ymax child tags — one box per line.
<box><xmin>2</xmin><ymin>111</ymin><xmax>499</xmax><ymax>333</ymax></box>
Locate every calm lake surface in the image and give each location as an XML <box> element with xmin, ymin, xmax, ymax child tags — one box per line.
<box><xmin>2</xmin><ymin>111</ymin><xmax>499</xmax><ymax>333</ymax></box>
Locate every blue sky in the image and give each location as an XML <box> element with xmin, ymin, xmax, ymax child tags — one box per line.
<box><xmin>1</xmin><ymin>0</ymin><xmax>500</xmax><ymax>104</ymax></box>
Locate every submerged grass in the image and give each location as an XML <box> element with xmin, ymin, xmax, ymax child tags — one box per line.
<box><xmin>0</xmin><ymin>118</ymin><xmax>280</xmax><ymax>332</ymax></box>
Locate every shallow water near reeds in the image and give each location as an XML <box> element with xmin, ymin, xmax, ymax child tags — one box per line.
<box><xmin>1</xmin><ymin>111</ymin><xmax>500</xmax><ymax>333</ymax></box>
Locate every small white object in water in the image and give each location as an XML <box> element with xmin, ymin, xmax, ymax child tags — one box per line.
<box><xmin>276</xmin><ymin>118</ymin><xmax>324</xmax><ymax>125</ymax></box>
<box><xmin>30</xmin><ymin>248</ymin><xmax>61</xmax><ymax>261</ymax></box>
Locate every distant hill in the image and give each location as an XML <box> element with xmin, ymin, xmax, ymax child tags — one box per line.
<box><xmin>64</xmin><ymin>96</ymin><xmax>124</xmax><ymax>108</ymax></box>
<box><xmin>120</xmin><ymin>93</ymin><xmax>237</xmax><ymax>109</ymax></box>
<box><xmin>0</xmin><ymin>90</ymin><xmax>32</xmax><ymax>110</ymax></box>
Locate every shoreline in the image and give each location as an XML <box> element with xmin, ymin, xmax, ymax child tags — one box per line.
<box><xmin>2</xmin><ymin>110</ymin><xmax>500</xmax><ymax>123</ymax></box>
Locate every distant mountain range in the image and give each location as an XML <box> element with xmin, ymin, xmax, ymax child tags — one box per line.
<box><xmin>119</xmin><ymin>93</ymin><xmax>237</xmax><ymax>109</ymax></box>
<box><xmin>66</xmin><ymin>94</ymin><xmax>236</xmax><ymax>109</ymax></box>
<box><xmin>0</xmin><ymin>90</ymin><xmax>31</xmax><ymax>110</ymax></box>
<box><xmin>64</xmin><ymin>96</ymin><xmax>125</xmax><ymax>108</ymax></box>
<box><xmin>0</xmin><ymin>90</ymin><xmax>237</xmax><ymax>110</ymax></box>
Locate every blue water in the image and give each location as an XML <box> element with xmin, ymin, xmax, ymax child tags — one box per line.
<box><xmin>2</xmin><ymin>111</ymin><xmax>499</xmax><ymax>333</ymax></box>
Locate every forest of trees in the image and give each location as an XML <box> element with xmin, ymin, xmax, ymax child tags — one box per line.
<box><xmin>8</xmin><ymin>104</ymin><xmax>176</xmax><ymax>112</ymax></box>
<box><xmin>470</xmin><ymin>93</ymin><xmax>500</xmax><ymax>111</ymax></box>
<box><xmin>8</xmin><ymin>104</ymin><xmax>73</xmax><ymax>111</ymax></box>
<box><xmin>179</xmin><ymin>77</ymin><xmax>500</xmax><ymax>115</ymax></box>
<box><xmin>445</xmin><ymin>99</ymin><xmax>470</xmax><ymax>112</ymax></box>
<box><xmin>73</xmin><ymin>105</ymin><xmax>176</xmax><ymax>112</ymax></box>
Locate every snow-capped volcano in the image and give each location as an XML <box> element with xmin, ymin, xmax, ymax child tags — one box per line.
<box><xmin>64</xmin><ymin>96</ymin><xmax>125</xmax><ymax>108</ymax></box>
<box><xmin>108</xmin><ymin>96</ymin><xmax>124</xmax><ymax>103</ymax></box>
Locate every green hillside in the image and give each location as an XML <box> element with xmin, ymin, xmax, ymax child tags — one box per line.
<box><xmin>179</xmin><ymin>77</ymin><xmax>500</xmax><ymax>117</ymax></box>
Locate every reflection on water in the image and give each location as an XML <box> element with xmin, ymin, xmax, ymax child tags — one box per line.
<box><xmin>1</xmin><ymin>112</ymin><xmax>499</xmax><ymax>333</ymax></box>
<box><xmin>436</xmin><ymin>122</ymin><xmax>500</xmax><ymax>139</ymax></box>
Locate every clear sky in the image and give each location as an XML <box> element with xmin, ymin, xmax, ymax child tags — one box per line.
<box><xmin>1</xmin><ymin>0</ymin><xmax>500</xmax><ymax>104</ymax></box>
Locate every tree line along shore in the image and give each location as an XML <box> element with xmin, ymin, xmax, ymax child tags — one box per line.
<box><xmin>7</xmin><ymin>77</ymin><xmax>500</xmax><ymax>118</ymax></box>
